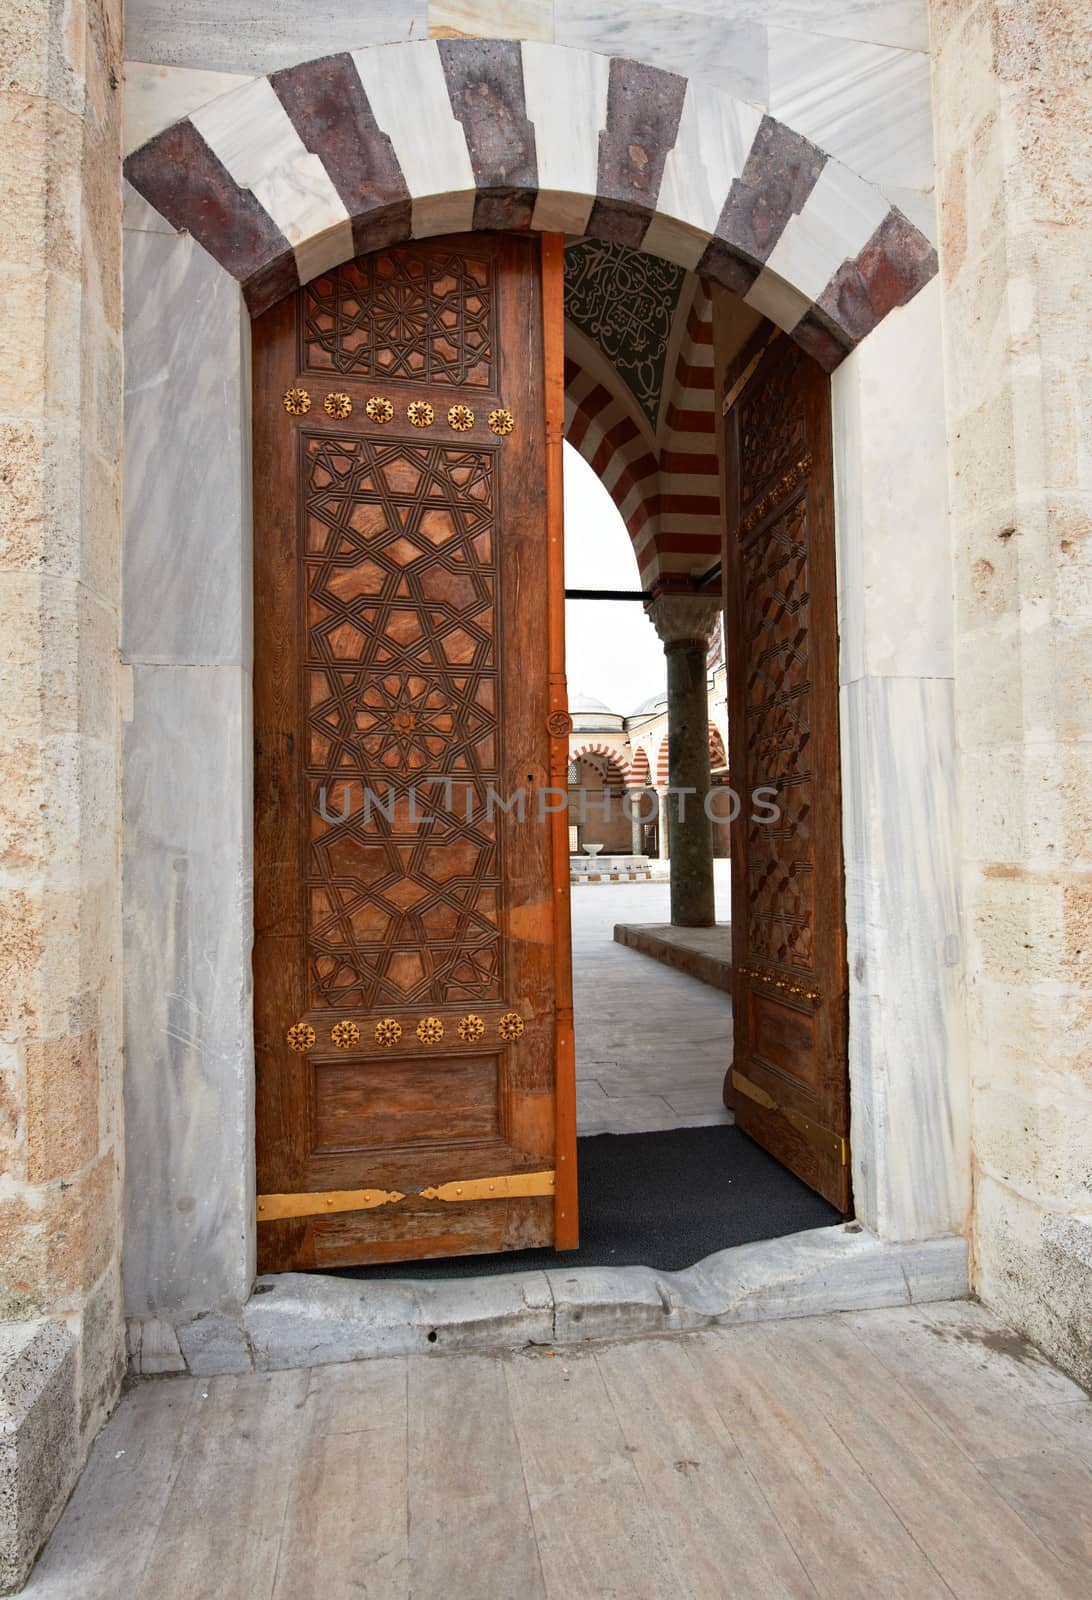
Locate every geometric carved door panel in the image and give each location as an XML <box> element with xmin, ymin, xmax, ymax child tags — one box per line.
<box><xmin>723</xmin><ymin>333</ymin><xmax>851</xmax><ymax>1212</ymax></box>
<box><xmin>252</xmin><ymin>234</ymin><xmax>577</xmax><ymax>1270</ymax></box>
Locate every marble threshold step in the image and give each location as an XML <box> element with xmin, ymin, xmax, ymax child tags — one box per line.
<box><xmin>127</xmin><ymin>1226</ymin><xmax>968</xmax><ymax>1377</ymax></box>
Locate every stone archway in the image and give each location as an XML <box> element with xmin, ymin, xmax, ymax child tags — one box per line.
<box><xmin>119</xmin><ymin>38</ymin><xmax>968</xmax><ymax>1335</ymax></box>
<box><xmin>125</xmin><ymin>39</ymin><xmax>937</xmax><ymax>372</ymax></box>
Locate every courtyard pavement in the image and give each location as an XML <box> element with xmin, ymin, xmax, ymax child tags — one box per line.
<box><xmin>573</xmin><ymin>860</ymin><xmax>733</xmax><ymax>1135</ymax></box>
<box><xmin>24</xmin><ymin>1300</ymin><xmax>1092</xmax><ymax>1598</ymax></box>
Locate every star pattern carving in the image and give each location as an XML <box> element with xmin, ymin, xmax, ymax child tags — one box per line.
<box><xmin>302</xmin><ymin>247</ymin><xmax>495</xmax><ymax>388</ymax></box>
<box><xmin>302</xmin><ymin>431</ymin><xmax>503</xmax><ymax>1009</ymax></box>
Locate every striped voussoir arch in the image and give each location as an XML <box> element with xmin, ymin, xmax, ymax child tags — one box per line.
<box><xmin>564</xmin><ymin>281</ymin><xmax>721</xmax><ymax>583</ymax></box>
<box><xmin>628</xmin><ymin>747</ymin><xmax>652</xmax><ymax>788</ymax></box>
<box><xmin>563</xmin><ymin>357</ymin><xmax>661</xmax><ymax>582</ymax></box>
<box><xmin>648</xmin><ymin>280</ymin><xmax>720</xmax><ymax>579</ymax></box>
<box><xmin>655</xmin><ymin>738</ymin><xmax>671</xmax><ymax>787</ymax></box>
<box><xmin>124</xmin><ymin>40</ymin><xmax>938</xmax><ymax>375</ymax></box>
<box><xmin>568</xmin><ymin>742</ymin><xmax>634</xmax><ymax>792</ymax></box>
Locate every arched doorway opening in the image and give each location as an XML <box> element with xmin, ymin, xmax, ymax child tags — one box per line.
<box><xmin>119</xmin><ymin>40</ymin><xmax>968</xmax><ymax>1330</ymax></box>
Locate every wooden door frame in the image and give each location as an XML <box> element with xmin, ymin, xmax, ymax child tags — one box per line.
<box><xmin>542</xmin><ymin>233</ymin><xmax>579</xmax><ymax>1249</ymax></box>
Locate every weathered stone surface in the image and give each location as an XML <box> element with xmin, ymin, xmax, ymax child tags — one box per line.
<box><xmin>699</xmin><ymin>115</ymin><xmax>826</xmax><ymax>294</ymax></box>
<box><xmin>585</xmin><ymin>57</ymin><xmax>687</xmax><ymax>248</ymax></box>
<box><xmin>126</xmin><ymin>1228</ymin><xmax>969</xmax><ymax>1376</ymax></box>
<box><xmin>270</xmin><ymin>52</ymin><xmax>413</xmax><ymax>259</ymax></box>
<box><xmin>816</xmin><ymin>206</ymin><xmax>940</xmax><ymax>345</ymax></box>
<box><xmin>23</xmin><ymin>1033</ymin><xmax>99</xmax><ymax>1184</ymax></box>
<box><xmin>0</xmin><ymin>1319</ymin><xmax>78</xmax><ymax>1593</ymax></box>
<box><xmin>174</xmin><ymin>1313</ymin><xmax>252</xmax><ymax>1377</ymax></box>
<box><xmin>931</xmin><ymin>0</ymin><xmax>1092</xmax><ymax>1388</ymax></box>
<box><xmin>123</xmin><ymin>118</ymin><xmax>293</xmax><ymax>296</ymax></box>
<box><xmin>438</xmin><ymin>38</ymin><xmax>538</xmax><ymax>230</ymax></box>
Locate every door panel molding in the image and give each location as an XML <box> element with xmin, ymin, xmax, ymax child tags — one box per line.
<box><xmin>723</xmin><ymin>334</ymin><xmax>851</xmax><ymax>1212</ymax></box>
<box><xmin>252</xmin><ymin>233</ymin><xmax>577</xmax><ymax>1270</ymax></box>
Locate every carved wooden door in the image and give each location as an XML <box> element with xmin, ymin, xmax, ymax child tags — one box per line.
<box><xmin>723</xmin><ymin>334</ymin><xmax>851</xmax><ymax>1211</ymax></box>
<box><xmin>252</xmin><ymin>234</ymin><xmax>577</xmax><ymax>1271</ymax></box>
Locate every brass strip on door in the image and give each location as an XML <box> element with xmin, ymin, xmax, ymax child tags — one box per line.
<box><xmin>257</xmin><ymin>1170</ymin><xmax>556</xmax><ymax>1222</ymax></box>
<box><xmin>731</xmin><ymin>1071</ymin><xmax>849</xmax><ymax>1166</ymax></box>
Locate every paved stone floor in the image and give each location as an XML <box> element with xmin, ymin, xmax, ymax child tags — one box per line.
<box><xmin>573</xmin><ymin>862</ymin><xmax>733</xmax><ymax>1135</ymax></box>
<box><xmin>25</xmin><ymin>1301</ymin><xmax>1092</xmax><ymax>1598</ymax></box>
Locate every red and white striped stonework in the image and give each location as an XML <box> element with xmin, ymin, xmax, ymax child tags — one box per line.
<box><xmin>568</xmin><ymin>743</ymin><xmax>633</xmax><ymax>792</ymax></box>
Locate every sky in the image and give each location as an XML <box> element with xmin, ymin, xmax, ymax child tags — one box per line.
<box><xmin>562</xmin><ymin>443</ymin><xmax>666</xmax><ymax>715</ymax></box>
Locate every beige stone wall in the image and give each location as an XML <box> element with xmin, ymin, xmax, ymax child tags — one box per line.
<box><xmin>932</xmin><ymin>0</ymin><xmax>1092</xmax><ymax>1382</ymax></box>
<box><xmin>0</xmin><ymin>0</ymin><xmax>125</xmax><ymax>1446</ymax></box>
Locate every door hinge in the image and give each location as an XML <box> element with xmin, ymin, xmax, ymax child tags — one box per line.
<box><xmin>731</xmin><ymin>1070</ymin><xmax>849</xmax><ymax>1166</ymax></box>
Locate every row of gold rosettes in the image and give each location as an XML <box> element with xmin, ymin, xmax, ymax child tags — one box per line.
<box><xmin>282</xmin><ymin>389</ymin><xmax>514</xmax><ymax>436</ymax></box>
<box><xmin>738</xmin><ymin>962</ymin><xmax>822</xmax><ymax>1004</ymax></box>
<box><xmin>286</xmin><ymin>1011</ymin><xmax>525</xmax><ymax>1053</ymax></box>
<box><xmin>738</xmin><ymin>452</ymin><xmax>813</xmax><ymax>537</ymax></box>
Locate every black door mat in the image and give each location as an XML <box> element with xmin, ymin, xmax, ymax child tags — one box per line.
<box><xmin>328</xmin><ymin>1124</ymin><xmax>841</xmax><ymax>1280</ymax></box>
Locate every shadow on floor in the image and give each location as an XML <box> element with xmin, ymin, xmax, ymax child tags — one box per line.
<box><xmin>330</xmin><ymin>1125</ymin><xmax>841</xmax><ymax>1279</ymax></box>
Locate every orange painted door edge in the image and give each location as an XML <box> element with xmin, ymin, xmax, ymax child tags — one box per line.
<box><xmin>541</xmin><ymin>233</ymin><xmax>578</xmax><ymax>1250</ymax></box>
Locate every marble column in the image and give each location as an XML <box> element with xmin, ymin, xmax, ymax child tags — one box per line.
<box><xmin>656</xmin><ymin>788</ymin><xmax>671</xmax><ymax>861</ymax></box>
<box><xmin>647</xmin><ymin>595</ymin><xmax>722</xmax><ymax>927</ymax></box>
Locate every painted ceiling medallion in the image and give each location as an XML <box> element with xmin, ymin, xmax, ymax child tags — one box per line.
<box><xmin>457</xmin><ymin>1014</ymin><xmax>485</xmax><ymax>1043</ymax></box>
<box><xmin>487</xmin><ymin>408</ymin><xmax>514</xmax><ymax>436</ymax></box>
<box><xmin>374</xmin><ymin>1018</ymin><xmax>403</xmax><ymax>1048</ymax></box>
<box><xmin>417</xmin><ymin>1015</ymin><xmax>445</xmax><ymax>1044</ymax></box>
<box><xmin>324</xmin><ymin>392</ymin><xmax>353</xmax><ymax>419</ymax></box>
<box><xmin>330</xmin><ymin>1019</ymin><xmax>361</xmax><ymax>1048</ymax></box>
<box><xmin>286</xmin><ymin>1021</ymin><xmax>316</xmax><ymax>1052</ymax></box>
<box><xmin>498</xmin><ymin>1011</ymin><xmax>525</xmax><ymax>1041</ymax></box>
<box><xmin>447</xmin><ymin>404</ymin><xmax>474</xmax><ymax>432</ymax></box>
<box><xmin>365</xmin><ymin>395</ymin><xmax>394</xmax><ymax>423</ymax></box>
<box><xmin>407</xmin><ymin>400</ymin><xmax>435</xmax><ymax>428</ymax></box>
<box><xmin>283</xmin><ymin>387</ymin><xmax>311</xmax><ymax>416</ymax></box>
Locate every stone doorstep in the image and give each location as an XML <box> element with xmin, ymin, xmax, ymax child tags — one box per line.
<box><xmin>126</xmin><ymin>1227</ymin><xmax>969</xmax><ymax>1378</ymax></box>
<box><xmin>614</xmin><ymin>921</ymin><xmax>733</xmax><ymax>991</ymax></box>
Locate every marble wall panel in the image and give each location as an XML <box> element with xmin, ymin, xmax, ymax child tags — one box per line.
<box><xmin>432</xmin><ymin>0</ymin><xmax>555</xmax><ymax>43</ymax></box>
<box><xmin>768</xmin><ymin>27</ymin><xmax>934</xmax><ymax>193</ymax></box>
<box><xmin>124</xmin><ymin>61</ymin><xmax>254</xmax><ymax>155</ymax></box>
<box><xmin>122</xmin><ymin>208</ymin><xmax>256</xmax><ymax>1320</ymax></box>
<box><xmin>832</xmin><ymin>278</ymin><xmax>953</xmax><ymax>684</ymax></box>
<box><xmin>122</xmin><ymin>221</ymin><xmax>252</xmax><ymax>668</ymax></box>
<box><xmin>122</xmin><ymin>663</ymin><xmax>255</xmax><ymax>1317</ymax></box>
<box><xmin>554</xmin><ymin>0</ymin><xmax>767</xmax><ymax>103</ymax></box>
<box><xmin>632</xmin><ymin>0</ymin><xmax>929</xmax><ymax>52</ymax></box>
<box><xmin>124</xmin><ymin>1</ymin><xmax>428</xmax><ymax>76</ymax></box>
<box><xmin>840</xmin><ymin>673</ymin><xmax>969</xmax><ymax>1241</ymax></box>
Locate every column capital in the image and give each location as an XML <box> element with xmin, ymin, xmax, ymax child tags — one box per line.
<box><xmin>645</xmin><ymin>593</ymin><xmax>722</xmax><ymax>650</ymax></box>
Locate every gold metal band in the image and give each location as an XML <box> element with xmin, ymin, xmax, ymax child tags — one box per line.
<box><xmin>257</xmin><ymin>1169</ymin><xmax>555</xmax><ymax>1222</ymax></box>
<box><xmin>731</xmin><ymin>1070</ymin><xmax>849</xmax><ymax>1166</ymax></box>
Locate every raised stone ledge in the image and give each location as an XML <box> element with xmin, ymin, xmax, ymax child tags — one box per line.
<box><xmin>0</xmin><ymin>1320</ymin><xmax>78</xmax><ymax>1595</ymax></box>
<box><xmin>126</xmin><ymin>1226</ymin><xmax>969</xmax><ymax>1377</ymax></box>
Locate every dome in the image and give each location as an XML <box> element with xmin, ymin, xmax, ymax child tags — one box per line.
<box><xmin>630</xmin><ymin>689</ymin><xmax>667</xmax><ymax>716</ymax></box>
<box><xmin>568</xmin><ymin>688</ymin><xmax>615</xmax><ymax>715</ymax></box>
